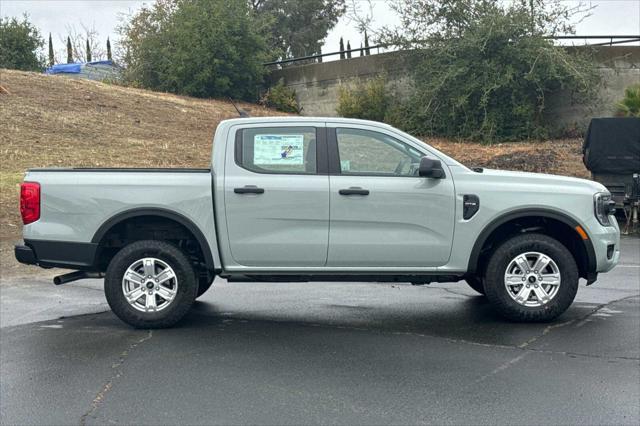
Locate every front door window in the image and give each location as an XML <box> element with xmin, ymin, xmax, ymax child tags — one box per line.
<box><xmin>336</xmin><ymin>128</ymin><xmax>423</xmax><ymax>177</ymax></box>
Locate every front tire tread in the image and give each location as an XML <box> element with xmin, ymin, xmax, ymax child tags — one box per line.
<box><xmin>484</xmin><ymin>233</ymin><xmax>579</xmax><ymax>322</ymax></box>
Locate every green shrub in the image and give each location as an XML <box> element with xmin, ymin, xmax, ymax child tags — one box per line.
<box><xmin>616</xmin><ymin>85</ymin><xmax>640</xmax><ymax>117</ymax></box>
<box><xmin>336</xmin><ymin>76</ymin><xmax>390</xmax><ymax>122</ymax></box>
<box><xmin>260</xmin><ymin>79</ymin><xmax>300</xmax><ymax>113</ymax></box>
<box><xmin>373</xmin><ymin>0</ymin><xmax>600</xmax><ymax>142</ymax></box>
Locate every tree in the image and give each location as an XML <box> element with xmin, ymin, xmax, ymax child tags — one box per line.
<box><xmin>119</xmin><ymin>0</ymin><xmax>270</xmax><ymax>100</ymax></box>
<box><xmin>48</xmin><ymin>33</ymin><xmax>54</xmax><ymax>66</ymax></box>
<box><xmin>375</xmin><ymin>0</ymin><xmax>599</xmax><ymax>141</ymax></box>
<box><xmin>339</xmin><ymin>37</ymin><xmax>345</xmax><ymax>59</ymax></box>
<box><xmin>86</xmin><ymin>39</ymin><xmax>91</xmax><ymax>62</ymax></box>
<box><xmin>0</xmin><ymin>15</ymin><xmax>44</xmax><ymax>71</ymax></box>
<box><xmin>251</xmin><ymin>0</ymin><xmax>345</xmax><ymax>59</ymax></box>
<box><xmin>106</xmin><ymin>37</ymin><xmax>112</xmax><ymax>61</ymax></box>
<box><xmin>66</xmin><ymin>37</ymin><xmax>73</xmax><ymax>63</ymax></box>
<box><xmin>346</xmin><ymin>41</ymin><xmax>351</xmax><ymax>58</ymax></box>
<box><xmin>62</xmin><ymin>24</ymin><xmax>105</xmax><ymax>63</ymax></box>
<box><xmin>364</xmin><ymin>30</ymin><xmax>370</xmax><ymax>55</ymax></box>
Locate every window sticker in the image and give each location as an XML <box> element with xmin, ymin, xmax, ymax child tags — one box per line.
<box><xmin>254</xmin><ymin>134</ymin><xmax>304</xmax><ymax>165</ymax></box>
<box><xmin>340</xmin><ymin>160</ymin><xmax>351</xmax><ymax>171</ymax></box>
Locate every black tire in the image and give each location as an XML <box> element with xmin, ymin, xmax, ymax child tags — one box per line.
<box><xmin>484</xmin><ymin>233</ymin><xmax>579</xmax><ymax>322</ymax></box>
<box><xmin>197</xmin><ymin>275</ymin><xmax>214</xmax><ymax>298</ymax></box>
<box><xmin>105</xmin><ymin>240</ymin><xmax>198</xmax><ymax>329</ymax></box>
<box><xmin>465</xmin><ymin>276</ymin><xmax>485</xmax><ymax>295</ymax></box>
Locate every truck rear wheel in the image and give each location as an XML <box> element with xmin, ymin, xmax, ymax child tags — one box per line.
<box><xmin>104</xmin><ymin>240</ymin><xmax>198</xmax><ymax>328</ymax></box>
<box><xmin>484</xmin><ymin>233</ymin><xmax>579</xmax><ymax>322</ymax></box>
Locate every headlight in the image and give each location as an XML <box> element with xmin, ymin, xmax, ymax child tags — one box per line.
<box><xmin>594</xmin><ymin>192</ymin><xmax>615</xmax><ymax>226</ymax></box>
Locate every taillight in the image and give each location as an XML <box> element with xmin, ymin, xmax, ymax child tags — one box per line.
<box><xmin>20</xmin><ymin>182</ymin><xmax>40</xmax><ymax>225</ymax></box>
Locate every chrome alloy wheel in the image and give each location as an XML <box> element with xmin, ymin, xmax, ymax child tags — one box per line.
<box><xmin>122</xmin><ymin>257</ymin><xmax>178</xmax><ymax>312</ymax></box>
<box><xmin>504</xmin><ymin>252</ymin><xmax>561</xmax><ymax>307</ymax></box>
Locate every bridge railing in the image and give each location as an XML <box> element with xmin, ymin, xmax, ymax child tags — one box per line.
<box><xmin>263</xmin><ymin>35</ymin><xmax>640</xmax><ymax>67</ymax></box>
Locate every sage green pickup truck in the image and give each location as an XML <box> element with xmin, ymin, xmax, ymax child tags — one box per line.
<box><xmin>15</xmin><ymin>117</ymin><xmax>620</xmax><ymax>328</ymax></box>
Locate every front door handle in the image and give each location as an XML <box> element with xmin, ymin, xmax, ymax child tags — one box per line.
<box><xmin>234</xmin><ymin>185</ymin><xmax>265</xmax><ymax>194</ymax></box>
<box><xmin>339</xmin><ymin>187</ymin><xmax>370</xmax><ymax>196</ymax></box>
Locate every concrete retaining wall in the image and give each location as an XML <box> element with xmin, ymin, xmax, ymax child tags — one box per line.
<box><xmin>268</xmin><ymin>46</ymin><xmax>640</xmax><ymax>134</ymax></box>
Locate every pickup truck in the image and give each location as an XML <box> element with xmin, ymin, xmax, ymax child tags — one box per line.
<box><xmin>15</xmin><ymin>117</ymin><xmax>620</xmax><ymax>328</ymax></box>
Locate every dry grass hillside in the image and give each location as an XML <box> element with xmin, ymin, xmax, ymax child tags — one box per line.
<box><xmin>0</xmin><ymin>69</ymin><xmax>589</xmax><ymax>277</ymax></box>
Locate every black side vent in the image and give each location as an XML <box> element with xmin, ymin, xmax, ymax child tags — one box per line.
<box><xmin>463</xmin><ymin>195</ymin><xmax>480</xmax><ymax>220</ymax></box>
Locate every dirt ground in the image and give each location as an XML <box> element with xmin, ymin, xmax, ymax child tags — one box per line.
<box><xmin>429</xmin><ymin>138</ymin><xmax>589</xmax><ymax>179</ymax></box>
<box><xmin>0</xmin><ymin>69</ymin><xmax>591</xmax><ymax>277</ymax></box>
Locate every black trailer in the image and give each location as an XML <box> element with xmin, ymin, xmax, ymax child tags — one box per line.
<box><xmin>583</xmin><ymin>117</ymin><xmax>640</xmax><ymax>232</ymax></box>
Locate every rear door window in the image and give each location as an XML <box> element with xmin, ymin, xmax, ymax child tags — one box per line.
<box><xmin>237</xmin><ymin>127</ymin><xmax>317</xmax><ymax>174</ymax></box>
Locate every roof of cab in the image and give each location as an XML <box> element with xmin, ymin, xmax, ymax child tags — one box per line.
<box><xmin>220</xmin><ymin>116</ymin><xmax>397</xmax><ymax>129</ymax></box>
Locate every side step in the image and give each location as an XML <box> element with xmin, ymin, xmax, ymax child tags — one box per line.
<box><xmin>53</xmin><ymin>271</ymin><xmax>105</xmax><ymax>285</ymax></box>
<box><xmin>224</xmin><ymin>274</ymin><xmax>463</xmax><ymax>284</ymax></box>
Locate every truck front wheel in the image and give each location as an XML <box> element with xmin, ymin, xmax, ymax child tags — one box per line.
<box><xmin>464</xmin><ymin>276</ymin><xmax>485</xmax><ymax>295</ymax></box>
<box><xmin>104</xmin><ymin>240</ymin><xmax>198</xmax><ymax>328</ymax></box>
<box><xmin>484</xmin><ymin>233</ymin><xmax>579</xmax><ymax>322</ymax></box>
<box><xmin>197</xmin><ymin>275</ymin><xmax>214</xmax><ymax>298</ymax></box>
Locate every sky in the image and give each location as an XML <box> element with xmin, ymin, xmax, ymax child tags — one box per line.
<box><xmin>2</xmin><ymin>0</ymin><xmax>639</xmax><ymax>62</ymax></box>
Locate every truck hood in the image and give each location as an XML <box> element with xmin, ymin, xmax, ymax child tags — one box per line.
<box><xmin>476</xmin><ymin>168</ymin><xmax>607</xmax><ymax>194</ymax></box>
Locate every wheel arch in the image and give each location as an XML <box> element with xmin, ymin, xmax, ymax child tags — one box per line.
<box><xmin>467</xmin><ymin>208</ymin><xmax>596</xmax><ymax>278</ymax></box>
<box><xmin>91</xmin><ymin>207</ymin><xmax>215</xmax><ymax>271</ymax></box>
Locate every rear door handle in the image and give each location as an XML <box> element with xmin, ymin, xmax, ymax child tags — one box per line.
<box><xmin>234</xmin><ymin>185</ymin><xmax>265</xmax><ymax>194</ymax></box>
<box><xmin>339</xmin><ymin>187</ymin><xmax>370</xmax><ymax>196</ymax></box>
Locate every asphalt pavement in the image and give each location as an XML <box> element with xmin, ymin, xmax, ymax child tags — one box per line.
<box><xmin>1</xmin><ymin>236</ymin><xmax>639</xmax><ymax>425</ymax></box>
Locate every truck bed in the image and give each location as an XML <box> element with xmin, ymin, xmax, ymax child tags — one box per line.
<box><xmin>20</xmin><ymin>167</ymin><xmax>218</xmax><ymax>271</ymax></box>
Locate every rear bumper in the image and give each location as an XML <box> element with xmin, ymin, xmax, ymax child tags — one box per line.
<box><xmin>15</xmin><ymin>244</ymin><xmax>37</xmax><ymax>265</ymax></box>
<box><xmin>14</xmin><ymin>240</ymin><xmax>98</xmax><ymax>270</ymax></box>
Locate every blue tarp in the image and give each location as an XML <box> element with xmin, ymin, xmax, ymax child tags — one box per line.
<box><xmin>45</xmin><ymin>60</ymin><xmax>115</xmax><ymax>74</ymax></box>
<box><xmin>44</xmin><ymin>60</ymin><xmax>122</xmax><ymax>81</ymax></box>
<box><xmin>45</xmin><ymin>63</ymin><xmax>82</xmax><ymax>74</ymax></box>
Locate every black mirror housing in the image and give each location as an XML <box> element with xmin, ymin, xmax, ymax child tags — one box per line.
<box><xmin>419</xmin><ymin>157</ymin><xmax>445</xmax><ymax>179</ymax></box>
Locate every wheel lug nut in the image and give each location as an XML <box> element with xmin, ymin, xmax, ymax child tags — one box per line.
<box><xmin>522</xmin><ymin>277</ymin><xmax>526</xmax><ymax>281</ymax></box>
<box><xmin>526</xmin><ymin>284</ymin><xmax>530</xmax><ymax>288</ymax></box>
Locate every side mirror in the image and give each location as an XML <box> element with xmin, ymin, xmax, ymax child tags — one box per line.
<box><xmin>419</xmin><ymin>157</ymin><xmax>445</xmax><ymax>179</ymax></box>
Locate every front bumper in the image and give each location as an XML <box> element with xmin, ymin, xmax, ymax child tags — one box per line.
<box><xmin>589</xmin><ymin>221</ymin><xmax>620</xmax><ymax>273</ymax></box>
